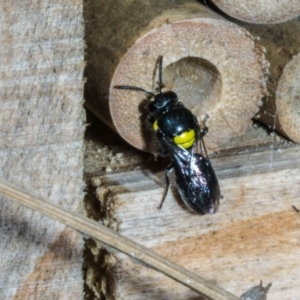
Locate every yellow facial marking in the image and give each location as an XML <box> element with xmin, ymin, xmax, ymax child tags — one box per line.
<box><xmin>153</xmin><ymin>120</ymin><xmax>159</xmax><ymax>131</ymax></box>
<box><xmin>173</xmin><ymin>129</ymin><xmax>195</xmax><ymax>149</ymax></box>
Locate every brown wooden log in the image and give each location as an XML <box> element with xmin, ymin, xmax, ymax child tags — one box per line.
<box><xmin>0</xmin><ymin>0</ymin><xmax>85</xmax><ymax>298</ymax></box>
<box><xmin>275</xmin><ymin>51</ymin><xmax>300</xmax><ymax>143</ymax></box>
<box><xmin>84</xmin><ymin>0</ymin><xmax>268</xmax><ymax>153</ymax></box>
<box><xmin>210</xmin><ymin>0</ymin><xmax>300</xmax><ymax>24</ymax></box>
<box><xmin>238</xmin><ymin>19</ymin><xmax>300</xmax><ymax>141</ymax></box>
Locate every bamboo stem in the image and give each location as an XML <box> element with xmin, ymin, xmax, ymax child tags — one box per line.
<box><xmin>85</xmin><ymin>0</ymin><xmax>268</xmax><ymax>153</ymax></box>
<box><xmin>210</xmin><ymin>0</ymin><xmax>300</xmax><ymax>24</ymax></box>
<box><xmin>240</xmin><ymin>19</ymin><xmax>300</xmax><ymax>141</ymax></box>
<box><xmin>0</xmin><ymin>177</ymin><xmax>239</xmax><ymax>300</ymax></box>
<box><xmin>276</xmin><ymin>51</ymin><xmax>300</xmax><ymax>142</ymax></box>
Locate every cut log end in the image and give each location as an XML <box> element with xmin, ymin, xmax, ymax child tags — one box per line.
<box><xmin>211</xmin><ymin>0</ymin><xmax>300</xmax><ymax>24</ymax></box>
<box><xmin>276</xmin><ymin>52</ymin><xmax>300</xmax><ymax>143</ymax></box>
<box><xmin>110</xmin><ymin>19</ymin><xmax>268</xmax><ymax>153</ymax></box>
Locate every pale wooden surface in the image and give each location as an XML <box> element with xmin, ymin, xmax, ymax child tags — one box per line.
<box><xmin>0</xmin><ymin>0</ymin><xmax>85</xmax><ymax>299</ymax></box>
<box><xmin>0</xmin><ymin>177</ymin><xmax>241</xmax><ymax>300</ymax></box>
<box><xmin>211</xmin><ymin>0</ymin><xmax>300</xmax><ymax>24</ymax></box>
<box><xmin>93</xmin><ymin>143</ymin><xmax>300</xmax><ymax>299</ymax></box>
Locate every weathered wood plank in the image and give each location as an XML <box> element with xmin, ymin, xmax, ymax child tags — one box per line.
<box><xmin>92</xmin><ymin>145</ymin><xmax>300</xmax><ymax>299</ymax></box>
<box><xmin>0</xmin><ymin>0</ymin><xmax>85</xmax><ymax>298</ymax></box>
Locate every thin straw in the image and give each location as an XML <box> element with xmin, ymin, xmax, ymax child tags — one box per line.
<box><xmin>0</xmin><ymin>177</ymin><xmax>239</xmax><ymax>300</ymax></box>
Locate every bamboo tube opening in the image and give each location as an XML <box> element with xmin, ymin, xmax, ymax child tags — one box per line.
<box><xmin>112</xmin><ymin>56</ymin><xmax>222</xmax><ymax>153</ymax></box>
<box><xmin>162</xmin><ymin>57</ymin><xmax>222</xmax><ymax>120</ymax></box>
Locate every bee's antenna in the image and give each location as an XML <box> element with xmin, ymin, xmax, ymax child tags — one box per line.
<box><xmin>199</xmin><ymin>127</ymin><xmax>209</xmax><ymax>160</ymax></box>
<box><xmin>158</xmin><ymin>56</ymin><xmax>163</xmax><ymax>93</ymax></box>
<box><xmin>114</xmin><ymin>85</ymin><xmax>155</xmax><ymax>97</ymax></box>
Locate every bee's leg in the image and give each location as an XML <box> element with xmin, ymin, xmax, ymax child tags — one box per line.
<box><xmin>199</xmin><ymin>126</ymin><xmax>208</xmax><ymax>139</ymax></box>
<box><xmin>157</xmin><ymin>163</ymin><xmax>174</xmax><ymax>209</ymax></box>
<box><xmin>158</xmin><ymin>147</ymin><xmax>168</xmax><ymax>157</ymax></box>
<box><xmin>192</xmin><ymin>115</ymin><xmax>208</xmax><ymax>139</ymax></box>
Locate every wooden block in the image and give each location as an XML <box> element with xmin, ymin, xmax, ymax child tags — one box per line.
<box><xmin>0</xmin><ymin>0</ymin><xmax>85</xmax><ymax>298</ymax></box>
<box><xmin>92</xmin><ymin>144</ymin><xmax>300</xmax><ymax>299</ymax></box>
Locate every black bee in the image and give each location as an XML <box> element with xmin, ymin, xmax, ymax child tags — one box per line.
<box><xmin>115</xmin><ymin>56</ymin><xmax>220</xmax><ymax>214</ymax></box>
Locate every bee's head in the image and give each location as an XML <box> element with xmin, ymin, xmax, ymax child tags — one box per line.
<box><xmin>147</xmin><ymin>91</ymin><xmax>178</xmax><ymax>114</ymax></box>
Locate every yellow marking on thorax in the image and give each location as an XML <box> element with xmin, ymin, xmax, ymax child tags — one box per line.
<box><xmin>173</xmin><ymin>129</ymin><xmax>195</xmax><ymax>149</ymax></box>
<box><xmin>153</xmin><ymin>120</ymin><xmax>159</xmax><ymax>131</ymax></box>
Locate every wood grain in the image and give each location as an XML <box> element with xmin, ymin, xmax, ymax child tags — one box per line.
<box><xmin>84</xmin><ymin>0</ymin><xmax>268</xmax><ymax>153</ymax></box>
<box><xmin>0</xmin><ymin>0</ymin><xmax>85</xmax><ymax>299</ymax></box>
<box><xmin>210</xmin><ymin>0</ymin><xmax>300</xmax><ymax>24</ymax></box>
<box><xmin>93</xmin><ymin>144</ymin><xmax>300</xmax><ymax>299</ymax></box>
<box><xmin>0</xmin><ymin>177</ymin><xmax>240</xmax><ymax>300</ymax></box>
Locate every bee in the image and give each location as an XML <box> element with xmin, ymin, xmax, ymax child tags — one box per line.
<box><xmin>115</xmin><ymin>56</ymin><xmax>220</xmax><ymax>214</ymax></box>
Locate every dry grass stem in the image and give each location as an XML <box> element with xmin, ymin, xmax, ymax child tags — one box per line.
<box><xmin>0</xmin><ymin>177</ymin><xmax>239</xmax><ymax>300</ymax></box>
